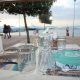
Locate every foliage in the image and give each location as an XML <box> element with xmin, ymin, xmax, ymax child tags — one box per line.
<box><xmin>0</xmin><ymin>0</ymin><xmax>56</xmax><ymax>43</ymax></box>
<box><xmin>39</xmin><ymin>11</ymin><xmax>52</xmax><ymax>24</ymax></box>
<box><xmin>0</xmin><ymin>1</ymin><xmax>55</xmax><ymax>16</ymax></box>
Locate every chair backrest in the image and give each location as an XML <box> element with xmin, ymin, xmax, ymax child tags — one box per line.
<box><xmin>0</xmin><ymin>36</ymin><xmax>3</xmax><ymax>53</ymax></box>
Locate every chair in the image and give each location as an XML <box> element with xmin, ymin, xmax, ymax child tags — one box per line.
<box><xmin>50</xmin><ymin>39</ymin><xmax>58</xmax><ymax>50</ymax></box>
<box><xmin>57</xmin><ymin>70</ymin><xmax>80</xmax><ymax>76</ymax></box>
<box><xmin>57</xmin><ymin>37</ymin><xmax>66</xmax><ymax>50</ymax></box>
<box><xmin>0</xmin><ymin>36</ymin><xmax>3</xmax><ymax>54</ymax></box>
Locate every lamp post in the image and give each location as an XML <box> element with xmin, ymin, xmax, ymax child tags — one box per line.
<box><xmin>72</xmin><ymin>0</ymin><xmax>76</xmax><ymax>37</ymax></box>
<box><xmin>19</xmin><ymin>14</ymin><xmax>21</xmax><ymax>36</ymax></box>
<box><xmin>44</xmin><ymin>23</ymin><xmax>45</xmax><ymax>30</ymax></box>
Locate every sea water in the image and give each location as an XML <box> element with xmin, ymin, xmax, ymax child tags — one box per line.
<box><xmin>0</xmin><ymin>27</ymin><xmax>80</xmax><ymax>37</ymax></box>
<box><xmin>39</xmin><ymin>27</ymin><xmax>80</xmax><ymax>37</ymax></box>
<box><xmin>54</xmin><ymin>27</ymin><xmax>80</xmax><ymax>37</ymax></box>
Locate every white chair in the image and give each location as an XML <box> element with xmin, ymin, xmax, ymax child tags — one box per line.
<box><xmin>65</xmin><ymin>44</ymin><xmax>80</xmax><ymax>50</ymax></box>
<box><xmin>0</xmin><ymin>36</ymin><xmax>3</xmax><ymax>54</ymax></box>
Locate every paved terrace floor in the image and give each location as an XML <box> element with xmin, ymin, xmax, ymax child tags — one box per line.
<box><xmin>2</xmin><ymin>35</ymin><xmax>37</xmax><ymax>50</ymax></box>
<box><xmin>1</xmin><ymin>36</ymin><xmax>80</xmax><ymax>80</ymax></box>
<box><xmin>0</xmin><ymin>70</ymin><xmax>80</xmax><ymax>80</ymax></box>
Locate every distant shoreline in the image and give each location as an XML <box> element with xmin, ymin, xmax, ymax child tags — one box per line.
<box><xmin>1</xmin><ymin>27</ymin><xmax>80</xmax><ymax>37</ymax></box>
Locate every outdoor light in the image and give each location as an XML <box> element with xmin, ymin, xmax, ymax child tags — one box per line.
<box><xmin>49</xmin><ymin>17</ymin><xmax>53</xmax><ymax>20</ymax></box>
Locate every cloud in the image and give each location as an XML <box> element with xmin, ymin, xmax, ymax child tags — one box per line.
<box><xmin>51</xmin><ymin>3</ymin><xmax>80</xmax><ymax>20</ymax></box>
<box><xmin>0</xmin><ymin>0</ymin><xmax>80</xmax><ymax>27</ymax></box>
<box><xmin>51</xmin><ymin>0</ymin><xmax>80</xmax><ymax>17</ymax></box>
<box><xmin>53</xmin><ymin>0</ymin><xmax>73</xmax><ymax>8</ymax></box>
<box><xmin>50</xmin><ymin>0</ymin><xmax>80</xmax><ymax>27</ymax></box>
<box><xmin>76</xmin><ymin>0</ymin><xmax>80</xmax><ymax>8</ymax></box>
<box><xmin>0</xmin><ymin>14</ymin><xmax>45</xmax><ymax>27</ymax></box>
<box><xmin>53</xmin><ymin>0</ymin><xmax>80</xmax><ymax>8</ymax></box>
<box><xmin>52</xmin><ymin>19</ymin><xmax>80</xmax><ymax>27</ymax></box>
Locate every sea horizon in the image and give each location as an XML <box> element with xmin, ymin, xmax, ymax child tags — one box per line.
<box><xmin>0</xmin><ymin>26</ymin><xmax>80</xmax><ymax>37</ymax></box>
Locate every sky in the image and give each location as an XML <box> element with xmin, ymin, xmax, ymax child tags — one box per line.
<box><xmin>51</xmin><ymin>0</ymin><xmax>80</xmax><ymax>27</ymax></box>
<box><xmin>0</xmin><ymin>0</ymin><xmax>80</xmax><ymax>28</ymax></box>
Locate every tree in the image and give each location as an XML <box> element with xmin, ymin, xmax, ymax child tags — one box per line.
<box><xmin>0</xmin><ymin>0</ymin><xmax>56</xmax><ymax>43</ymax></box>
<box><xmin>39</xmin><ymin>11</ymin><xmax>52</xmax><ymax>29</ymax></box>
